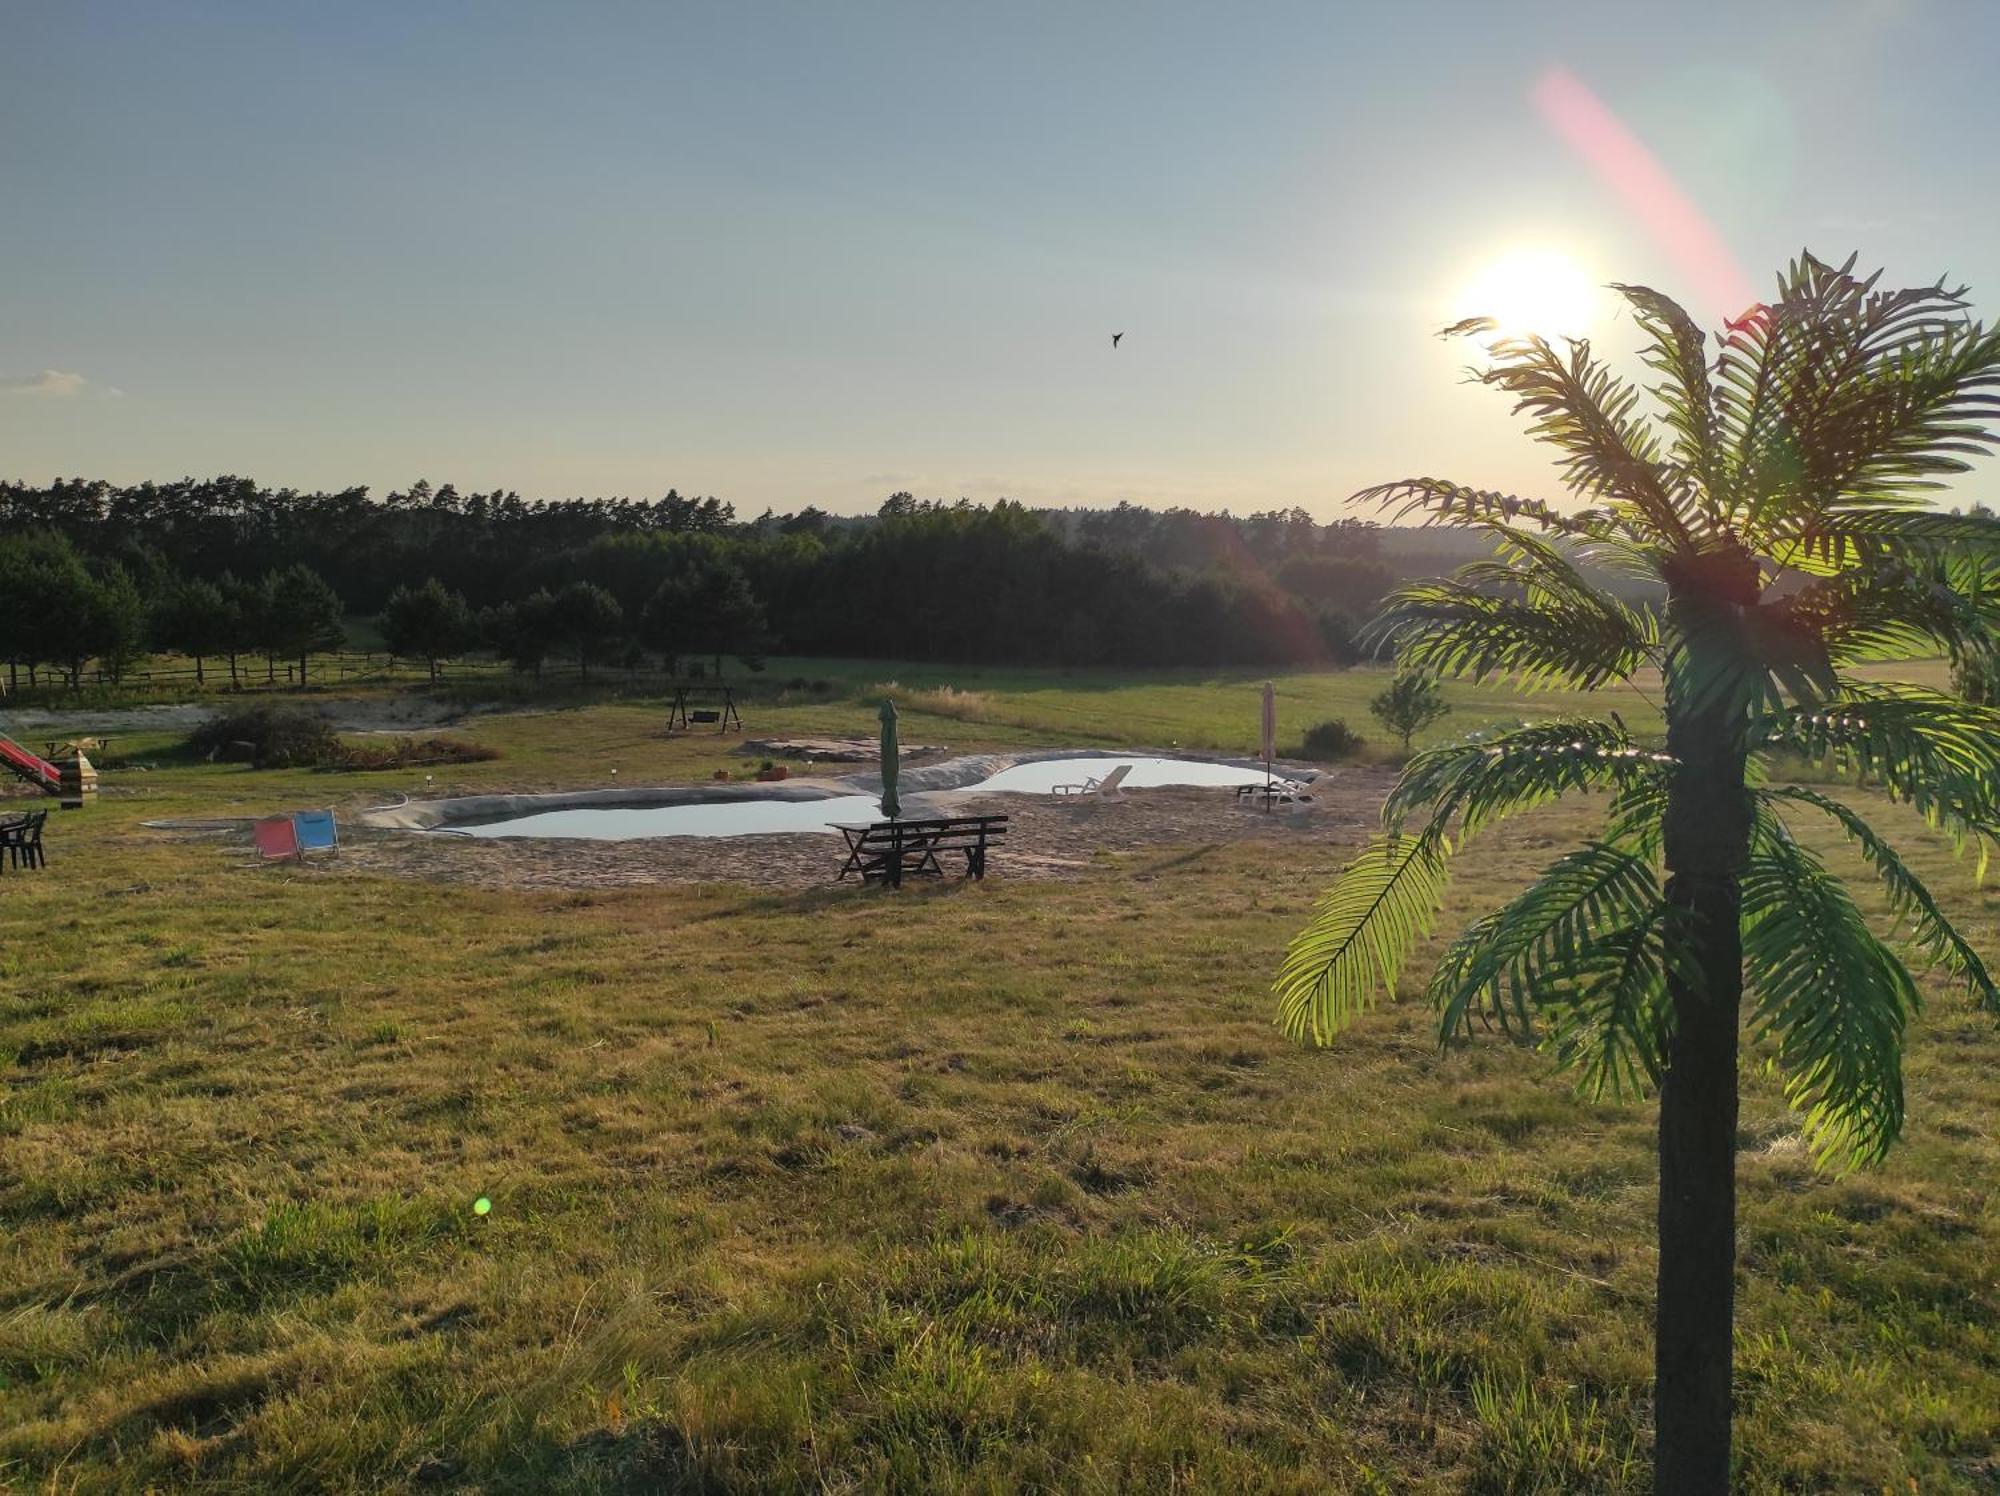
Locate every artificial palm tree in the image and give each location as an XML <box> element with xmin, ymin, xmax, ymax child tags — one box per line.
<box><xmin>1277</xmin><ymin>253</ymin><xmax>2000</xmax><ymax>1491</ymax></box>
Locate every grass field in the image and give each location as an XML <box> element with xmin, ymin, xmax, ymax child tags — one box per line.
<box><xmin>1</xmin><ymin>663</ymin><xmax>1994</xmax><ymax>1492</ymax></box>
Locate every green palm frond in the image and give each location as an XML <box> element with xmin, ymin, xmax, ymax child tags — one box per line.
<box><xmin>1805</xmin><ymin>318</ymin><xmax>2000</xmax><ymax>508</ymax></box>
<box><xmin>1614</xmin><ymin>281</ymin><xmax>1725</xmax><ymax>526</ymax></box>
<box><xmin>1603</xmin><ymin>775</ymin><xmax>1671</xmax><ymax>856</ymax></box>
<box><xmin>1715</xmin><ymin>257</ymin><xmax>1916</xmax><ymax>523</ymax></box>
<box><xmin>1460</xmin><ymin>331</ymin><xmax>1695</xmax><ymax>549</ymax></box>
<box><xmin>1372</xmin><ymin>576</ymin><xmax>1655</xmax><ymax>690</ymax></box>
<box><xmin>1386</xmin><ymin>718</ymin><xmax>1670</xmax><ymax>840</ymax></box>
<box><xmin>1758</xmin><ymin>687</ymin><xmax>2000</xmax><ymax>862</ymax></box>
<box><xmin>1428</xmin><ymin>839</ymin><xmax>1666</xmax><ymax>1067</ymax></box>
<box><xmin>1479</xmin><ymin>513</ymin><xmax>1655</xmax><ymax>605</ymax></box>
<box><xmin>1661</xmin><ymin>587</ymin><xmax>1804</xmax><ymax>721</ymax></box>
<box><xmin>1282</xmin><ymin>723</ymin><xmax>1673</xmax><ymax>1056</ymax></box>
<box><xmin>1771</xmin><ymin>505</ymin><xmax>2000</xmax><ymax>576</ymax></box>
<box><xmin>1774</xmin><ymin>551</ymin><xmax>2000</xmax><ymax>664</ymax></box>
<box><xmin>1762</xmin><ymin>786</ymin><xmax>1998</xmax><ymax>1013</ymax></box>
<box><xmin>1744</xmin><ymin>811</ymin><xmax>1920</xmax><ymax>1168</ymax></box>
<box><xmin>1746</xmin><ymin>603</ymin><xmax>1843</xmax><ymax>704</ymax></box>
<box><xmin>1720</xmin><ymin>254</ymin><xmax>2000</xmax><ymax>532</ymax></box>
<box><xmin>1542</xmin><ymin>905</ymin><xmax>1677</xmax><ymax>1101</ymax></box>
<box><xmin>1276</xmin><ymin>833</ymin><xmax>1453</xmax><ymax>1046</ymax></box>
<box><xmin>1354</xmin><ymin>477</ymin><xmax>1607</xmax><ymax>539</ymax></box>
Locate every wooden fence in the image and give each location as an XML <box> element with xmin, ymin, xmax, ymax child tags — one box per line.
<box><xmin>1</xmin><ymin>652</ymin><xmax>759</xmax><ymax>699</ymax></box>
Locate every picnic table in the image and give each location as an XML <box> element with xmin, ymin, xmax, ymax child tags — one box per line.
<box><xmin>835</xmin><ymin>814</ymin><xmax>1007</xmax><ymax>887</ymax></box>
<box><xmin>46</xmin><ymin>736</ymin><xmax>111</xmax><ymax>760</ymax></box>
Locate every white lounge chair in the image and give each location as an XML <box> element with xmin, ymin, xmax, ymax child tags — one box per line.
<box><xmin>1236</xmin><ymin>775</ymin><xmax>1314</xmax><ymax>806</ymax></box>
<box><xmin>1051</xmin><ymin>763</ymin><xmax>1132</xmax><ymax>801</ymax></box>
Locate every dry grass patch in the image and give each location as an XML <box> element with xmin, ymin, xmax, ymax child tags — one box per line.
<box><xmin>0</xmin><ymin>690</ymin><xmax>1994</xmax><ymax>1490</ymax></box>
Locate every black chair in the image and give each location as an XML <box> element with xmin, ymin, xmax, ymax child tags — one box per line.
<box><xmin>1</xmin><ymin>811</ymin><xmax>47</xmax><ymax>871</ymax></box>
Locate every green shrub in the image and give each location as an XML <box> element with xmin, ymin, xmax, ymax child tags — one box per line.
<box><xmin>338</xmin><ymin>736</ymin><xmax>499</xmax><ymax>771</ymax></box>
<box><xmin>1298</xmin><ymin>719</ymin><xmax>1366</xmax><ymax>761</ymax></box>
<box><xmin>186</xmin><ymin>706</ymin><xmax>341</xmax><ymax>768</ymax></box>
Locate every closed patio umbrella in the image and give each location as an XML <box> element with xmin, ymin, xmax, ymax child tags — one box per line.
<box><xmin>1260</xmin><ymin>680</ymin><xmax>1276</xmax><ymax>806</ymax></box>
<box><xmin>879</xmin><ymin>698</ymin><xmax>901</xmax><ymax>820</ymax></box>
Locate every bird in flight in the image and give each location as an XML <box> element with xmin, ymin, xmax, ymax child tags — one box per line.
<box><xmin>1111</xmin><ymin>332</ymin><xmax>1123</xmax><ymax>348</ymax></box>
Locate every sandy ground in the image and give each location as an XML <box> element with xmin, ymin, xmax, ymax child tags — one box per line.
<box><xmin>287</xmin><ymin>774</ymin><xmax>1393</xmax><ymax>892</ymax></box>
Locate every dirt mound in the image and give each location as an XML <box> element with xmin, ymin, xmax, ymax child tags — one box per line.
<box><xmin>738</xmin><ymin>737</ymin><xmax>948</xmax><ymax>762</ymax></box>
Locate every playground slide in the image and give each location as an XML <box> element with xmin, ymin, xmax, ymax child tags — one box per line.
<box><xmin>0</xmin><ymin>734</ymin><xmax>61</xmax><ymax>794</ymax></box>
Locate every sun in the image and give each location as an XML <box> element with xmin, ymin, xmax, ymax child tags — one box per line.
<box><xmin>1455</xmin><ymin>247</ymin><xmax>1601</xmax><ymax>342</ymax></box>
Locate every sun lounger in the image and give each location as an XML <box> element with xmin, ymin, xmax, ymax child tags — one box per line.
<box><xmin>1050</xmin><ymin>763</ymin><xmax>1132</xmax><ymax>801</ymax></box>
<box><xmin>1236</xmin><ymin>776</ymin><xmax>1313</xmax><ymax>806</ymax></box>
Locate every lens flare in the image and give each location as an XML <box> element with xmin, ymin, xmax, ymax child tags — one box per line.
<box><xmin>1533</xmin><ymin>65</ymin><xmax>1755</xmax><ymax>320</ymax></box>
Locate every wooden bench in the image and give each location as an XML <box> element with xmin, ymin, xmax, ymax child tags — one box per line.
<box><xmin>834</xmin><ymin>814</ymin><xmax>1008</xmax><ymax>887</ymax></box>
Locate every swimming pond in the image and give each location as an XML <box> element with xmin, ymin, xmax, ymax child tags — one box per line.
<box><xmin>441</xmin><ymin>794</ymin><xmax>890</xmax><ymax>841</ymax></box>
<box><xmin>438</xmin><ymin>755</ymin><xmax>1283</xmax><ymax>842</ymax></box>
<box><xmin>967</xmin><ymin>755</ymin><xmax>1273</xmax><ymax>794</ymax></box>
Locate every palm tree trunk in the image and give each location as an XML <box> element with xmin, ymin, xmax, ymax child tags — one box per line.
<box><xmin>1656</xmin><ymin>865</ymin><xmax>1741</xmax><ymax>1493</ymax></box>
<box><xmin>1656</xmin><ymin>570</ymin><xmax>1756</xmax><ymax>1493</ymax></box>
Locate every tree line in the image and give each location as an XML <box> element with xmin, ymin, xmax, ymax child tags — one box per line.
<box><xmin>0</xmin><ymin>479</ymin><xmax>1419</xmax><ymax>684</ymax></box>
<box><xmin>0</xmin><ymin>531</ymin><xmax>346</xmax><ymax>691</ymax></box>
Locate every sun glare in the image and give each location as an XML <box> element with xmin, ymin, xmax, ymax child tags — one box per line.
<box><xmin>1456</xmin><ymin>247</ymin><xmax>1601</xmax><ymax>342</ymax></box>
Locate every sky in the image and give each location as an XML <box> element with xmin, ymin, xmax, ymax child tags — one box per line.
<box><xmin>4</xmin><ymin>0</ymin><xmax>1996</xmax><ymax>516</ymax></box>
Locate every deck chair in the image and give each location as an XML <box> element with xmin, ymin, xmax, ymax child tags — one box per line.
<box><xmin>252</xmin><ymin>815</ymin><xmax>302</xmax><ymax>861</ymax></box>
<box><xmin>1</xmin><ymin>811</ymin><xmax>47</xmax><ymax>871</ymax></box>
<box><xmin>1236</xmin><ymin>776</ymin><xmax>1314</xmax><ymax>807</ymax></box>
<box><xmin>1051</xmin><ymin>763</ymin><xmax>1132</xmax><ymax>801</ymax></box>
<box><xmin>293</xmin><ymin>809</ymin><xmax>339</xmax><ymax>858</ymax></box>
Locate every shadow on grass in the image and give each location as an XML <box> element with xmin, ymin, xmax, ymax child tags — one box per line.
<box><xmin>680</xmin><ymin>876</ymin><xmax>992</xmax><ymax>924</ymax></box>
<box><xmin>10</xmin><ymin>1195</ymin><xmax>475</xmax><ymax>1347</ymax></box>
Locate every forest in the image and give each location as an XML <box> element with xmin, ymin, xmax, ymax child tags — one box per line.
<box><xmin>0</xmin><ymin>477</ymin><xmax>1439</xmax><ymax>686</ymax></box>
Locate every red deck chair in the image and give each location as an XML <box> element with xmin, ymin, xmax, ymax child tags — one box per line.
<box><xmin>252</xmin><ymin>815</ymin><xmax>302</xmax><ymax>862</ymax></box>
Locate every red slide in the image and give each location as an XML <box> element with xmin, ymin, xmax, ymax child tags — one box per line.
<box><xmin>0</xmin><ymin>734</ymin><xmax>62</xmax><ymax>795</ymax></box>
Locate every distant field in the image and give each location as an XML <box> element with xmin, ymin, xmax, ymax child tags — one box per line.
<box><xmin>1</xmin><ymin>664</ymin><xmax>1992</xmax><ymax>1491</ymax></box>
<box><xmin>719</xmin><ymin>654</ymin><xmax>1953</xmax><ymax>764</ymax></box>
<box><xmin>830</xmin><ymin>660</ymin><xmax>1671</xmax><ymax>758</ymax></box>
<box><xmin>10</xmin><ymin>644</ymin><xmax>1955</xmax><ymax>765</ymax></box>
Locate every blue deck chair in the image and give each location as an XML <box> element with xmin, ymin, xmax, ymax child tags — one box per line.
<box><xmin>292</xmin><ymin>809</ymin><xmax>339</xmax><ymax>858</ymax></box>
